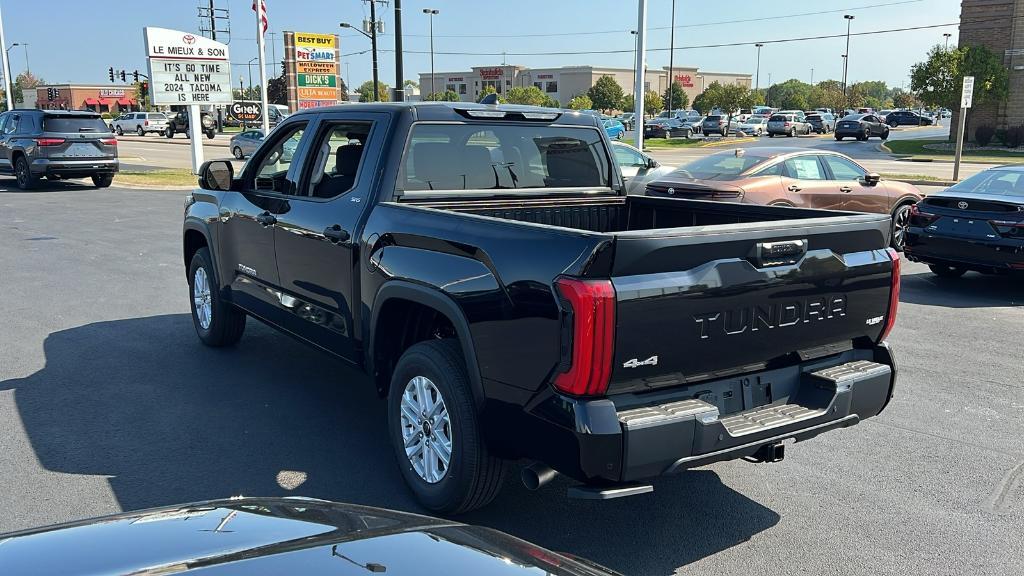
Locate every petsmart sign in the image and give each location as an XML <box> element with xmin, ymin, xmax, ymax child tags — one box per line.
<box><xmin>284</xmin><ymin>31</ymin><xmax>341</xmax><ymax>111</ymax></box>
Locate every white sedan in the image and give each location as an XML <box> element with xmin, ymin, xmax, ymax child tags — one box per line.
<box><xmin>611</xmin><ymin>141</ymin><xmax>675</xmax><ymax>195</ymax></box>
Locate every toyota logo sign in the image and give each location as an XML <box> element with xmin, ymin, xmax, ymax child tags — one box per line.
<box><xmin>958</xmin><ymin>201</ymin><xmax>969</xmax><ymax>209</ymax></box>
<box><xmin>183</xmin><ymin>34</ymin><xmax>196</xmax><ymax>45</ymax></box>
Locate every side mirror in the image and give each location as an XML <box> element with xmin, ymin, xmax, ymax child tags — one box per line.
<box><xmin>199</xmin><ymin>160</ymin><xmax>234</xmax><ymax>191</ymax></box>
<box><xmin>864</xmin><ymin>172</ymin><xmax>881</xmax><ymax>186</ymax></box>
<box><xmin>647</xmin><ymin>158</ymin><xmax>659</xmax><ymax>169</ymax></box>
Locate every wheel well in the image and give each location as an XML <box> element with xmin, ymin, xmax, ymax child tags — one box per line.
<box><xmin>183</xmin><ymin>229</ymin><xmax>208</xmax><ymax>270</ymax></box>
<box><xmin>372</xmin><ymin>298</ymin><xmax>457</xmax><ymax>396</ymax></box>
<box><xmin>11</xmin><ymin>150</ymin><xmax>24</xmax><ymax>165</ymax></box>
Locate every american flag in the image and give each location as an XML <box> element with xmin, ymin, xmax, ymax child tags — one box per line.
<box><xmin>252</xmin><ymin>0</ymin><xmax>268</xmax><ymax>35</ymax></box>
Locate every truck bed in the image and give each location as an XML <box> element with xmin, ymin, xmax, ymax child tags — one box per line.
<box><xmin>401</xmin><ymin>194</ymin><xmax>895</xmax><ymax>401</ymax></box>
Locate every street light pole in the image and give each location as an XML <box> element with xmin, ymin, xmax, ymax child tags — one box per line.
<box><xmin>247</xmin><ymin>57</ymin><xmax>257</xmax><ymax>97</ymax></box>
<box><xmin>341</xmin><ymin>14</ymin><xmax>380</xmax><ymax>101</ymax></box>
<box><xmin>393</xmin><ymin>0</ymin><xmax>404</xmax><ymax>102</ymax></box>
<box><xmin>943</xmin><ymin>33</ymin><xmax>952</xmax><ymax>50</ymax></box>
<box><xmin>754</xmin><ymin>43</ymin><xmax>763</xmax><ymax>93</ymax></box>
<box><xmin>810</xmin><ymin>68</ymin><xmax>814</xmax><ymax>85</ymax></box>
<box><xmin>423</xmin><ymin>9</ymin><xmax>439</xmax><ymax>99</ymax></box>
<box><xmin>631</xmin><ymin>30</ymin><xmax>637</xmax><ymax>97</ymax></box>
<box><xmin>0</xmin><ymin>5</ymin><xmax>12</xmax><ymax>112</ymax></box>
<box><xmin>842</xmin><ymin>14</ymin><xmax>854</xmax><ymax>107</ymax></box>
<box><xmin>666</xmin><ymin>0</ymin><xmax>675</xmax><ymax>113</ymax></box>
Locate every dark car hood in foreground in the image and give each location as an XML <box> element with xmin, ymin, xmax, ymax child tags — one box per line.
<box><xmin>0</xmin><ymin>497</ymin><xmax>618</xmax><ymax>576</ymax></box>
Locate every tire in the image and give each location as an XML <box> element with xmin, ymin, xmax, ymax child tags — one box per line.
<box><xmin>232</xmin><ymin>146</ymin><xmax>244</xmax><ymax>160</ymax></box>
<box><xmin>890</xmin><ymin>119</ymin><xmax>899</xmax><ymax>127</ymax></box>
<box><xmin>136</xmin><ymin>126</ymin><xmax>145</xmax><ymax>136</ymax></box>
<box><xmin>929</xmin><ymin>264</ymin><xmax>967</xmax><ymax>278</ymax></box>
<box><xmin>14</xmin><ymin>156</ymin><xmax>37</xmax><ymax>190</ymax></box>
<box><xmin>115</xmin><ymin>125</ymin><xmax>123</xmax><ymax>136</ymax></box>
<box><xmin>616</xmin><ymin>131</ymin><xmax>623</xmax><ymax>140</ymax></box>
<box><xmin>890</xmin><ymin>203</ymin><xmax>912</xmax><ymax>251</ymax></box>
<box><xmin>789</xmin><ymin>127</ymin><xmax>796</xmax><ymax>137</ymax></box>
<box><xmin>881</xmin><ymin>129</ymin><xmax>890</xmax><ymax>141</ymax></box>
<box><xmin>684</xmin><ymin>128</ymin><xmax>693</xmax><ymax>138</ymax></box>
<box><xmin>387</xmin><ymin>339</ymin><xmax>507</xmax><ymax>514</ymax></box>
<box><xmin>769</xmin><ymin>132</ymin><xmax>775</xmax><ymax>138</ymax></box>
<box><xmin>91</xmin><ymin>173</ymin><xmax>114</xmax><ymax>188</ymax></box>
<box><xmin>835</xmin><ymin>135</ymin><xmax>843</xmax><ymax>141</ymax></box>
<box><xmin>166</xmin><ymin>128</ymin><xmax>174</xmax><ymax>138</ymax></box>
<box><xmin>188</xmin><ymin>247</ymin><xmax>246</xmax><ymax>347</ymax></box>
<box><xmin>206</xmin><ymin>130</ymin><xmax>216</xmax><ymax>140</ymax></box>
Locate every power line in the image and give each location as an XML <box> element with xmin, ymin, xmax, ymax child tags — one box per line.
<box><xmin>387</xmin><ymin>19</ymin><xmax>970</xmax><ymax>57</ymax></box>
<box><xmin>397</xmin><ymin>0</ymin><xmax>925</xmax><ymax>39</ymax></box>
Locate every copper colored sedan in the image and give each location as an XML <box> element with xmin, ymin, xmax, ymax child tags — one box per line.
<box><xmin>645</xmin><ymin>147</ymin><xmax>923</xmax><ymax>249</ymax></box>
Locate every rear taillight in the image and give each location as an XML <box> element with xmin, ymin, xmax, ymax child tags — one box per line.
<box><xmin>553</xmin><ymin>277</ymin><xmax>615</xmax><ymax>397</ymax></box>
<box><xmin>878</xmin><ymin>248</ymin><xmax>900</xmax><ymax>343</ymax></box>
<box><xmin>144</xmin><ymin>120</ymin><xmax>149</xmax><ymax>126</ymax></box>
<box><xmin>35</xmin><ymin>137</ymin><xmax>65</xmax><ymax>146</ymax></box>
<box><xmin>100</xmin><ymin>138</ymin><xmax>117</xmax><ymax>146</ymax></box>
<box><xmin>909</xmin><ymin>203</ymin><xmax>940</xmax><ymax>226</ymax></box>
<box><xmin>989</xmin><ymin>219</ymin><xmax>1024</xmax><ymax>238</ymax></box>
<box><xmin>784</xmin><ymin>122</ymin><xmax>791</xmax><ymax>127</ymax></box>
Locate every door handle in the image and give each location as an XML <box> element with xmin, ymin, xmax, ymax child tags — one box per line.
<box><xmin>787</xmin><ymin>184</ymin><xmax>802</xmax><ymax>192</ymax></box>
<box><xmin>840</xmin><ymin>186</ymin><xmax>853</xmax><ymax>193</ymax></box>
<box><xmin>255</xmin><ymin>211</ymin><xmax>277</xmax><ymax>227</ymax></box>
<box><xmin>323</xmin><ymin>224</ymin><xmax>350</xmax><ymax>244</ymax></box>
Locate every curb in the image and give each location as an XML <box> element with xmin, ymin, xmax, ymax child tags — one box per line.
<box><xmin>116</xmin><ymin>135</ymin><xmax>230</xmax><ymax>148</ymax></box>
<box><xmin>111</xmin><ymin>183</ymin><xmax>195</xmax><ymax>191</ymax></box>
<box><xmin>698</xmin><ymin>137</ymin><xmax>756</xmax><ymax>148</ymax></box>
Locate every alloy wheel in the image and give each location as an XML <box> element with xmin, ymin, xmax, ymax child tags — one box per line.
<box><xmin>400</xmin><ymin>375</ymin><xmax>452</xmax><ymax>484</ymax></box>
<box><xmin>193</xmin><ymin>267</ymin><xmax>213</xmax><ymax>330</ymax></box>
<box><xmin>892</xmin><ymin>205</ymin><xmax>911</xmax><ymax>250</ymax></box>
<box><xmin>15</xmin><ymin>160</ymin><xmax>27</xmax><ymax>187</ymax></box>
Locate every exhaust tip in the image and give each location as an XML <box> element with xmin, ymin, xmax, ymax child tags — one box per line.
<box><xmin>521</xmin><ymin>463</ymin><xmax>558</xmax><ymax>491</ymax></box>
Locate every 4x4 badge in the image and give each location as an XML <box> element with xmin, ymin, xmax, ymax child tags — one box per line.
<box><xmin>623</xmin><ymin>356</ymin><xmax>658</xmax><ymax>369</ymax></box>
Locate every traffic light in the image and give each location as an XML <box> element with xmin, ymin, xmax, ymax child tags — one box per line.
<box><xmin>119</xmin><ymin>70</ymin><xmax>126</xmax><ymax>82</ymax></box>
<box><xmin>132</xmin><ymin>70</ymin><xmax>139</xmax><ymax>82</ymax></box>
<box><xmin>108</xmin><ymin>67</ymin><xmax>114</xmax><ymax>82</ymax></box>
<box><xmin>141</xmin><ymin>81</ymin><xmax>149</xmax><ymax>95</ymax></box>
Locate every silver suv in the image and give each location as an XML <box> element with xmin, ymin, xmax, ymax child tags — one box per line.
<box><xmin>110</xmin><ymin>112</ymin><xmax>169</xmax><ymax>136</ymax></box>
<box><xmin>767</xmin><ymin>113</ymin><xmax>811</xmax><ymax>137</ymax></box>
<box><xmin>0</xmin><ymin>110</ymin><xmax>118</xmax><ymax>189</ymax></box>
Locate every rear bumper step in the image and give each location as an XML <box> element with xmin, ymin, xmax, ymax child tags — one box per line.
<box><xmin>616</xmin><ymin>356</ymin><xmax>893</xmax><ymax>481</ymax></box>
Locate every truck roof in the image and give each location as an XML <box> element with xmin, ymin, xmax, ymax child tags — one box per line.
<box><xmin>287</xmin><ymin>101</ymin><xmax>601</xmax><ymax>127</ymax></box>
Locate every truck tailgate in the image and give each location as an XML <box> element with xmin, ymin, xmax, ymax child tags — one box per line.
<box><xmin>607</xmin><ymin>214</ymin><xmax>894</xmax><ymax>394</ymax></box>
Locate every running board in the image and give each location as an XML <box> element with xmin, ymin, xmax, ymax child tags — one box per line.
<box><xmin>567</xmin><ymin>483</ymin><xmax>654</xmax><ymax>500</ymax></box>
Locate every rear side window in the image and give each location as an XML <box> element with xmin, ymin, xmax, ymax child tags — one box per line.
<box><xmin>43</xmin><ymin>115</ymin><xmax>110</xmax><ymax>133</ymax></box>
<box><xmin>400</xmin><ymin>123</ymin><xmax>611</xmax><ymax>192</ymax></box>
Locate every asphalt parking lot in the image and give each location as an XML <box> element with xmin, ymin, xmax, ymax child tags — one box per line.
<box><xmin>1</xmin><ymin>183</ymin><xmax>1022</xmax><ymax>576</ymax></box>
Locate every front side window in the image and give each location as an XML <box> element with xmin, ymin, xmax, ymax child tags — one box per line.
<box><xmin>400</xmin><ymin>123</ymin><xmax>611</xmax><ymax>192</ymax></box>
<box><xmin>823</xmin><ymin>155</ymin><xmax>866</xmax><ymax>180</ymax></box>
<box><xmin>4</xmin><ymin>114</ymin><xmax>20</xmax><ymax>135</ymax></box>
<box><xmin>613</xmin><ymin>144</ymin><xmax>646</xmax><ymax>167</ymax></box>
<box><xmin>784</xmin><ymin>156</ymin><xmax>826</xmax><ymax>180</ymax></box>
<box><xmin>305</xmin><ymin>122</ymin><xmax>371</xmax><ymax>199</ymax></box>
<box><xmin>252</xmin><ymin>122</ymin><xmax>306</xmax><ymax>192</ymax></box>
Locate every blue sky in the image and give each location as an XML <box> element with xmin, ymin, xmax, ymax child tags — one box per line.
<box><xmin>3</xmin><ymin>0</ymin><xmax>960</xmax><ymax>90</ymax></box>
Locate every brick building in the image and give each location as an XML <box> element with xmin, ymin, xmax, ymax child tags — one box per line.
<box><xmin>953</xmin><ymin>0</ymin><xmax>1024</xmax><ymax>139</ymax></box>
<box><xmin>34</xmin><ymin>84</ymin><xmax>139</xmax><ymax>113</ymax></box>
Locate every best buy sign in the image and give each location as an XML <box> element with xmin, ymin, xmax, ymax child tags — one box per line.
<box><xmin>297</xmin><ymin>73</ymin><xmax>337</xmax><ymax>87</ymax></box>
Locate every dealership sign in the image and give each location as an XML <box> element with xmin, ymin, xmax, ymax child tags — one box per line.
<box><xmin>674</xmin><ymin>74</ymin><xmax>694</xmax><ymax>87</ymax></box>
<box><xmin>144</xmin><ymin>27</ymin><xmax>231</xmax><ymax>105</ymax></box>
<box><xmin>100</xmin><ymin>89</ymin><xmax>126</xmax><ymax>98</ymax></box>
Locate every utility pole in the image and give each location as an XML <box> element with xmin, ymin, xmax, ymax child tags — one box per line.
<box><xmin>370</xmin><ymin>0</ymin><xmax>380</xmax><ymax>101</ymax></box>
<box><xmin>666</xmin><ymin>0</ymin><xmax>675</xmax><ymax>113</ymax></box>
<box><xmin>393</xmin><ymin>0</ymin><xmax>404</xmax><ymax>102</ymax></box>
<box><xmin>943</xmin><ymin>33</ymin><xmax>952</xmax><ymax>50</ymax></box>
<box><xmin>631</xmin><ymin>30</ymin><xmax>638</xmax><ymax>95</ymax></box>
<box><xmin>208</xmin><ymin>0</ymin><xmax>216</xmax><ymax>40</ymax></box>
<box><xmin>633</xmin><ymin>0</ymin><xmax>648</xmax><ymax>149</ymax></box>
<box><xmin>810</xmin><ymin>68</ymin><xmax>814</xmax><ymax>85</ymax></box>
<box><xmin>842</xmin><ymin>14</ymin><xmax>854</xmax><ymax>107</ymax></box>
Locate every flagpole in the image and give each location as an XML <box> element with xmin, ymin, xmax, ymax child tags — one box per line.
<box><xmin>256</xmin><ymin>1</ymin><xmax>270</xmax><ymax>134</ymax></box>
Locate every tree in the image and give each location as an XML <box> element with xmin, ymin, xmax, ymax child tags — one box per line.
<box><xmin>767</xmin><ymin>79</ymin><xmax>814</xmax><ymax>111</ymax></box>
<box><xmin>851</xmin><ymin>80</ymin><xmax>889</xmax><ymax>104</ymax></box>
<box><xmin>587</xmin><ymin>76</ymin><xmax>625</xmax><ymax>111</ymax></box>
<box><xmin>13</xmin><ymin>71</ymin><xmax>42</xmax><ymax>105</ymax></box>
<box><xmin>267</xmin><ymin>76</ymin><xmax>287</xmax><ymax>105</ymax></box>
<box><xmin>477</xmin><ymin>85</ymin><xmax>499</xmax><ymax>103</ymax></box>
<box><xmin>699</xmin><ymin>82</ymin><xmax>757</xmax><ymax>125</ymax></box>
<box><xmin>621</xmin><ymin>93</ymin><xmax>634</xmax><ymax>111</ymax></box>
<box><xmin>691</xmin><ymin>92</ymin><xmax>710</xmax><ymax>115</ymax></box>
<box><xmin>357</xmin><ymin>80</ymin><xmax>390</xmax><ymax>102</ymax></box>
<box><xmin>567</xmin><ymin>94</ymin><xmax>593</xmax><ymax>110</ymax></box>
<box><xmin>506</xmin><ymin>85</ymin><xmax>557</xmax><ymax>107</ymax></box>
<box><xmin>810</xmin><ymin>80</ymin><xmax>845</xmax><ymax>111</ymax></box>
<box><xmin>643</xmin><ymin>91</ymin><xmax>662</xmax><ymax>116</ymax></box>
<box><xmin>911</xmin><ymin>44</ymin><xmax>1008</xmax><ymax>111</ymax></box>
<box><xmin>425</xmin><ymin>90</ymin><xmax>460</xmax><ymax>102</ymax></box>
<box><xmin>891</xmin><ymin>88</ymin><xmax>918</xmax><ymax>109</ymax></box>
<box><xmin>662</xmin><ymin>81</ymin><xmax>690</xmax><ymax>111</ymax></box>
<box><xmin>404</xmin><ymin>79</ymin><xmax>419</xmax><ymax>90</ymax></box>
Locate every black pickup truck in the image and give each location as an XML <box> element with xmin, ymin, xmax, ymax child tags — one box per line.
<box><xmin>183</xmin><ymin>102</ymin><xmax>901</xmax><ymax>514</ymax></box>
